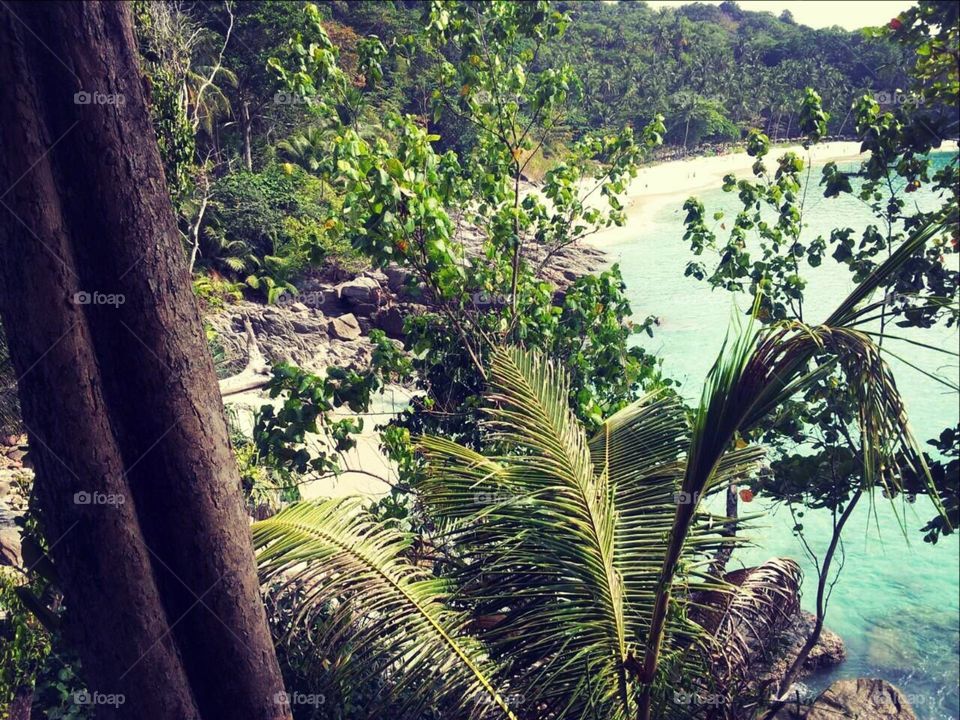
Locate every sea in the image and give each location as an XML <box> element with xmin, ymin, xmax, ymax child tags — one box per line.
<box><xmin>603</xmin><ymin>150</ymin><xmax>960</xmax><ymax>719</ymax></box>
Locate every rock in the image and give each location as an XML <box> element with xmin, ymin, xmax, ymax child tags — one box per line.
<box><xmin>7</xmin><ymin>449</ymin><xmax>26</xmax><ymax>464</ymax></box>
<box><xmin>351</xmin><ymin>302</ymin><xmax>379</xmax><ymax>319</ymax></box>
<box><xmin>289</xmin><ymin>302</ymin><xmax>309</xmax><ymax>313</ymax></box>
<box><xmin>384</xmin><ymin>265</ymin><xmax>414</xmax><ymax>294</ymax></box>
<box><xmin>0</xmin><ymin>526</ymin><xmax>22</xmax><ymax>567</ymax></box>
<box><xmin>362</xmin><ymin>269</ymin><xmax>389</xmax><ymax>284</ymax></box>
<box><xmin>312</xmin><ymin>284</ymin><xmax>344</xmax><ymax>314</ymax></box>
<box><xmin>806</xmin><ymin>678</ymin><xmax>916</xmax><ymax>720</ymax></box>
<box><xmin>328</xmin><ymin>313</ymin><xmax>362</xmax><ymax>341</ymax></box>
<box><xmin>255</xmin><ymin>309</ymin><xmax>296</xmax><ymax>338</ymax></box>
<box><xmin>373</xmin><ymin>306</ymin><xmax>406</xmax><ymax>338</ymax></box>
<box><xmin>764</xmin><ymin>611</ymin><xmax>846</xmax><ymax>688</ymax></box>
<box><xmin>771</xmin><ymin>702</ymin><xmax>809</xmax><ymax>719</ymax></box>
<box><xmin>291</xmin><ymin>316</ymin><xmax>327</xmax><ymax>335</ymax></box>
<box><xmin>801</xmin><ymin>617</ymin><xmax>846</xmax><ymax>670</ymax></box>
<box><xmin>336</xmin><ymin>276</ymin><xmax>384</xmax><ymax>307</ymax></box>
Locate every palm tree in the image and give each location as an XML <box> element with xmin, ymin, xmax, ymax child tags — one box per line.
<box><xmin>252</xmin><ymin>211</ymin><xmax>952</xmax><ymax>719</ymax></box>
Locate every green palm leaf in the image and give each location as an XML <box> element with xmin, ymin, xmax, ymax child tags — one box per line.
<box><xmin>253</xmin><ymin>498</ymin><xmax>518</xmax><ymax>720</ymax></box>
<box><xmin>421</xmin><ymin>346</ymin><xmax>634</xmax><ymax>719</ymax></box>
<box><xmin>636</xmin><ymin>209</ymin><xmax>955</xmax><ymax>719</ymax></box>
<box><xmin>421</xmin><ymin>348</ymin><xmax>758</xmax><ymax>719</ymax></box>
<box><xmin>588</xmin><ymin>392</ymin><xmax>766</xmax><ymax>707</ymax></box>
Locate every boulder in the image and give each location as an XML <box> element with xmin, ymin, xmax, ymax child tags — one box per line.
<box><xmin>336</xmin><ymin>276</ymin><xmax>384</xmax><ymax>307</ymax></box>
<box><xmin>362</xmin><ymin>269</ymin><xmax>389</xmax><ymax>284</ymax></box>
<box><xmin>384</xmin><ymin>266</ymin><xmax>413</xmax><ymax>294</ymax></box>
<box><xmin>765</xmin><ymin>611</ymin><xmax>847</xmax><ymax>686</ymax></box>
<box><xmin>328</xmin><ymin>313</ymin><xmax>362</xmax><ymax>341</ymax></box>
<box><xmin>313</xmin><ymin>285</ymin><xmax>344</xmax><ymax>314</ymax></box>
<box><xmin>806</xmin><ymin>678</ymin><xmax>916</xmax><ymax>720</ymax></box>
<box><xmin>0</xmin><ymin>525</ymin><xmax>22</xmax><ymax>567</ymax></box>
<box><xmin>351</xmin><ymin>302</ymin><xmax>381</xmax><ymax>319</ymax></box>
<box><xmin>373</xmin><ymin>306</ymin><xmax>406</xmax><ymax>338</ymax></box>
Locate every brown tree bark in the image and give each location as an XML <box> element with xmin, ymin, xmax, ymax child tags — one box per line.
<box><xmin>0</xmin><ymin>3</ymin><xmax>290</xmax><ymax>718</ymax></box>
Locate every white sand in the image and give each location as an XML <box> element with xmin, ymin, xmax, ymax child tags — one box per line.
<box><xmin>226</xmin><ymin>385</ymin><xmax>418</xmax><ymax>500</ymax></box>
<box><xmin>587</xmin><ymin>139</ymin><xmax>959</xmax><ymax>247</ymax></box>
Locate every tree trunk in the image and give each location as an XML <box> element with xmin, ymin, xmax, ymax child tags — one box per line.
<box><xmin>242</xmin><ymin>98</ymin><xmax>253</xmax><ymax>171</ymax></box>
<box><xmin>0</xmin><ymin>3</ymin><xmax>289</xmax><ymax>719</ymax></box>
<box><xmin>709</xmin><ymin>484</ymin><xmax>739</xmax><ymax>576</ymax></box>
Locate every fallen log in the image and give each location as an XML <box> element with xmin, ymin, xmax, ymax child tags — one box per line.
<box><xmin>218</xmin><ymin>317</ymin><xmax>271</xmax><ymax>397</ymax></box>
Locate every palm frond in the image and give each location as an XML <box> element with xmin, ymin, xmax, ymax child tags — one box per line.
<box><xmin>636</xmin><ymin>209</ymin><xmax>955</xmax><ymax>718</ymax></box>
<box><xmin>588</xmin><ymin>393</ymin><xmax>767</xmax><ymax>708</ymax></box>
<box><xmin>421</xmin><ymin>346</ymin><xmax>634</xmax><ymax>719</ymax></box>
<box><xmin>253</xmin><ymin>498</ymin><xmax>518</xmax><ymax>720</ymax></box>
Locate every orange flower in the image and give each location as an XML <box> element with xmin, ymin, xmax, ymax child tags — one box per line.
<box><xmin>739</xmin><ymin>488</ymin><xmax>754</xmax><ymax>503</ymax></box>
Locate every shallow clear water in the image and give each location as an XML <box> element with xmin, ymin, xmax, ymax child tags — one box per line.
<box><xmin>603</xmin><ymin>151</ymin><xmax>960</xmax><ymax>719</ymax></box>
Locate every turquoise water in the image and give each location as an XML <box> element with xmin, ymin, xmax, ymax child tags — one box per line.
<box><xmin>604</xmin><ymin>151</ymin><xmax>960</xmax><ymax>719</ymax></box>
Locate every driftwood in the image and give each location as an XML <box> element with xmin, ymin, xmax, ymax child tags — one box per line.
<box><xmin>218</xmin><ymin>317</ymin><xmax>271</xmax><ymax>397</ymax></box>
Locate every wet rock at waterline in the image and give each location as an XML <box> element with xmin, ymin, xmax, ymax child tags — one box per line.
<box><xmin>806</xmin><ymin>678</ymin><xmax>918</xmax><ymax>719</ymax></box>
<box><xmin>767</xmin><ymin>610</ymin><xmax>847</xmax><ymax>681</ymax></box>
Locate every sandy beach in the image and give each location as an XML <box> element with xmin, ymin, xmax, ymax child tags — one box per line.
<box><xmin>588</xmin><ymin>139</ymin><xmax>960</xmax><ymax>247</ymax></box>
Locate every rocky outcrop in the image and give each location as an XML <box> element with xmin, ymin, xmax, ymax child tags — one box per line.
<box><xmin>239</xmin><ymin>226</ymin><xmax>611</xmax><ymax>376</ymax></box>
<box><xmin>0</xmin><ymin>434</ymin><xmax>28</xmax><ymax>471</ymax></box>
<box><xmin>766</xmin><ymin>611</ymin><xmax>846</xmax><ymax>683</ymax></box>
<box><xmin>0</xmin><ymin>524</ymin><xmax>22</xmax><ymax>567</ymax></box>
<box><xmin>206</xmin><ymin>301</ymin><xmax>382</xmax><ymax>378</ymax></box>
<box><xmin>0</xmin><ymin>435</ymin><xmax>29</xmax><ymax>568</ymax></box>
<box><xmin>454</xmin><ymin>226</ymin><xmax>609</xmax><ymax>290</ymax></box>
<box><xmin>802</xmin><ymin>678</ymin><xmax>917</xmax><ymax>720</ymax></box>
<box><xmin>372</xmin><ymin>305</ymin><xmax>407</xmax><ymax>338</ymax></box>
<box><xmin>336</xmin><ymin>276</ymin><xmax>386</xmax><ymax>309</ymax></box>
<box><xmin>692</xmin><ymin>558</ymin><xmax>847</xmax><ymax>716</ymax></box>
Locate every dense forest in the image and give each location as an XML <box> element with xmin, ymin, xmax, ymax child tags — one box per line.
<box><xmin>0</xmin><ymin>1</ymin><xmax>957</xmax><ymax>719</ymax></box>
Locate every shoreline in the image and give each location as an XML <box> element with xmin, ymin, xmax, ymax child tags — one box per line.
<box><xmin>586</xmin><ymin>139</ymin><xmax>960</xmax><ymax>248</ymax></box>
